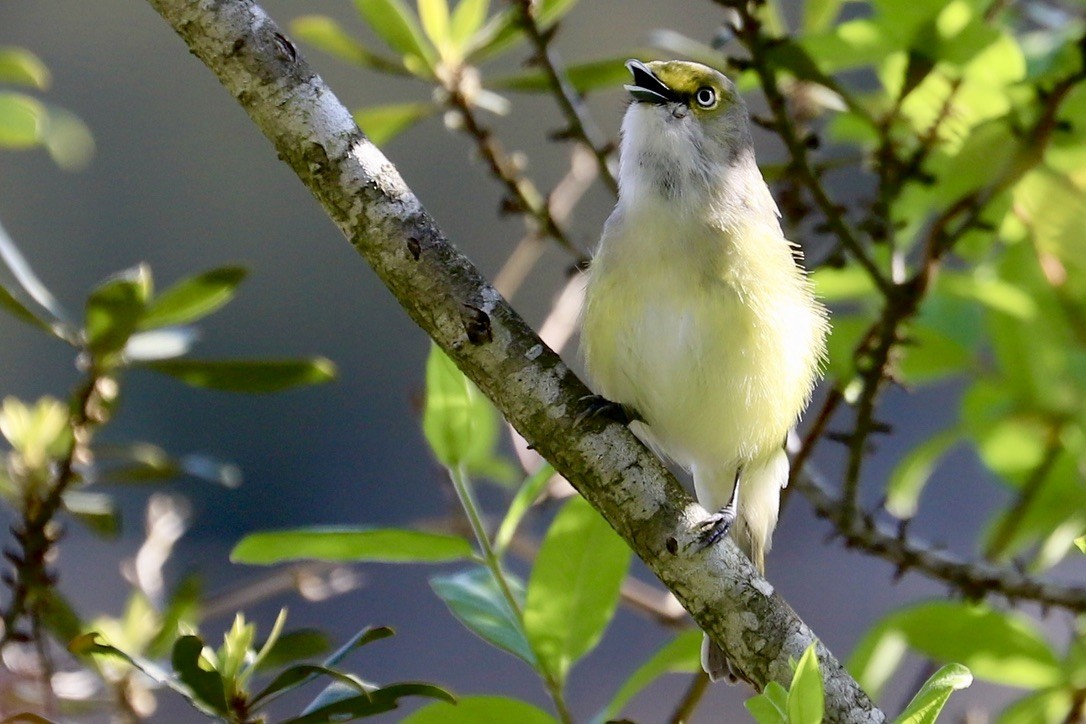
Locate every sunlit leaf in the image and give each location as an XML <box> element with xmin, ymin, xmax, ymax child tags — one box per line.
<box><xmin>139</xmin><ymin>266</ymin><xmax>246</xmax><ymax>330</ymax></box>
<box><xmin>353</xmin><ymin>0</ymin><xmax>436</xmax><ymax>74</ymax></box>
<box><xmin>404</xmin><ymin>695</ymin><xmax>555</xmax><ymax>723</ymax></box>
<box><xmin>430</xmin><ymin>567</ymin><xmax>535</xmax><ymax>665</ymax></box>
<box><xmin>746</xmin><ymin>681</ymin><xmax>789</xmax><ymax>724</ymax></box>
<box><xmin>893</xmin><ymin>663</ymin><xmax>972</xmax><ymax>724</ymax></box>
<box><xmin>232</xmin><ymin>527</ymin><xmax>476</xmax><ymax>565</ymax></box>
<box><xmin>523</xmin><ymin>496</ymin><xmax>631</xmax><ymax>684</ymax></box>
<box><xmin>885</xmin><ymin>430</ymin><xmax>959</xmax><ymax>519</ymax></box>
<box><xmin>85</xmin><ymin>264</ymin><xmax>152</xmax><ymax>359</ymax></box>
<box><xmin>354</xmin><ymin>102</ymin><xmax>437</xmax><ymax>145</ymax></box>
<box><xmin>124</xmin><ymin>327</ymin><xmax>199</xmax><ymax>361</ymax></box>
<box><xmin>450</xmin><ymin>0</ymin><xmax>489</xmax><ymax>46</ymax></box>
<box><xmin>171</xmin><ymin>635</ymin><xmax>228</xmax><ymax>714</ymax></box>
<box><xmin>494</xmin><ymin>463</ymin><xmax>554</xmax><ymax>554</ymax></box>
<box><xmin>0</xmin><ymin>283</ymin><xmax>55</xmax><ymax>335</ymax></box>
<box><xmin>788</xmin><ymin>644</ymin><xmax>824</xmax><ymax>724</ymax></box>
<box><xmin>291</xmin><ymin>15</ymin><xmax>407</xmax><ymax>74</ymax></box>
<box><xmin>418</xmin><ymin>0</ymin><xmax>451</xmax><ymax>51</ymax></box>
<box><xmin>0</xmin><ymin>47</ymin><xmax>50</xmax><ymax>89</ymax></box>
<box><xmin>63</xmin><ymin>490</ymin><xmax>120</xmax><ymax>538</ymax></box>
<box><xmin>143</xmin><ymin>358</ymin><xmax>336</xmax><ymax>393</ymax></box>
<box><xmin>39</xmin><ymin>103</ymin><xmax>94</xmax><ymax>171</ymax></box>
<box><xmin>0</xmin><ymin>92</ymin><xmax>42</xmax><ymax>147</ymax></box>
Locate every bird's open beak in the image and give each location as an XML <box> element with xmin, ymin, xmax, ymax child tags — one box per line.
<box><xmin>624</xmin><ymin>60</ymin><xmax>679</xmax><ymax>105</ymax></box>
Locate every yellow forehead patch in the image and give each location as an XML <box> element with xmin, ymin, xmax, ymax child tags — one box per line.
<box><xmin>645</xmin><ymin>60</ymin><xmax>729</xmax><ymax>99</ymax></box>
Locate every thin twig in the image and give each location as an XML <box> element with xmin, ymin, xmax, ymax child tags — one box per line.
<box><xmin>669</xmin><ymin>671</ymin><xmax>711</xmax><ymax>724</ymax></box>
<box><xmin>510</xmin><ymin>0</ymin><xmax>618</xmax><ymax>196</ymax></box>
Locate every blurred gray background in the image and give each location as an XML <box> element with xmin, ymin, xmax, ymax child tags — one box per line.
<box><xmin>0</xmin><ymin>1</ymin><xmax>1070</xmax><ymax>721</ymax></box>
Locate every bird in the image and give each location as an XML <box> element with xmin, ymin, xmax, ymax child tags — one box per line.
<box><xmin>580</xmin><ymin>59</ymin><xmax>829</xmax><ymax>682</ymax></box>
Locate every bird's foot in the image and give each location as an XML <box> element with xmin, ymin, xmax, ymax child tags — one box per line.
<box><xmin>575</xmin><ymin>394</ymin><xmax>638</xmax><ymax>427</ymax></box>
<box><xmin>693</xmin><ymin>507</ymin><xmax>736</xmax><ymax>551</ymax></box>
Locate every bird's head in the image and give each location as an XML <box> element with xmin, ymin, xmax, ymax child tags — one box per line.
<box><xmin>620</xmin><ymin>59</ymin><xmax>757</xmax><ymax>206</ymax></box>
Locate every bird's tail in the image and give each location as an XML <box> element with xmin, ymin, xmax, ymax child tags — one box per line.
<box><xmin>694</xmin><ymin>448</ymin><xmax>789</xmax><ymax>682</ymax></box>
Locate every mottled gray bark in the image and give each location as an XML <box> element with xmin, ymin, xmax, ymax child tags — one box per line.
<box><xmin>143</xmin><ymin>1</ymin><xmax>884</xmax><ymax>720</ymax></box>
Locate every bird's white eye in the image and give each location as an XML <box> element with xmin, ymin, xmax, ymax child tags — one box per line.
<box><xmin>694</xmin><ymin>87</ymin><xmax>716</xmax><ymax>108</ymax></box>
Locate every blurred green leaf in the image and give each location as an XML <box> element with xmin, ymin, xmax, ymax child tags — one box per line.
<box><xmin>893</xmin><ymin>663</ymin><xmax>972</xmax><ymax>724</ymax></box>
<box><xmin>811</xmin><ymin>266</ymin><xmax>878</xmax><ymax>302</ymax></box>
<box><xmin>85</xmin><ymin>264</ymin><xmax>152</xmax><ymax>359</ymax></box>
<box><xmin>851</xmin><ymin>601</ymin><xmax>1060</xmax><ymax>689</ymax></box>
<box><xmin>404</xmin><ymin>695</ymin><xmax>556</xmax><ymax>724</ymax></box>
<box><xmin>232</xmin><ymin>527</ymin><xmax>476</xmax><ymax>565</ymax></box>
<box><xmin>254</xmin><ymin>630</ymin><xmax>331</xmax><ymax>672</ymax></box>
<box><xmin>0</xmin><ymin>92</ymin><xmax>42</xmax><ymax>147</ymax></box>
<box><xmin>898</xmin><ymin>322</ymin><xmax>972</xmax><ymax>384</ymax></box>
<box><xmin>354</xmin><ymin>102</ymin><xmax>437</xmax><ymax>145</ymax></box>
<box><xmin>492</xmin><ymin>57</ymin><xmax>630</xmax><ymax>93</ymax></box>
<box><xmin>39</xmin><ymin>589</ymin><xmax>83</xmax><ymax>648</ymax></box>
<box><xmin>430</xmin><ymin>567</ymin><xmax>535</xmax><ymax>665</ymax></box>
<box><xmin>1000</xmin><ymin>688</ymin><xmax>1074</xmax><ymax>724</ymax></box>
<box><xmin>535</xmin><ymin>0</ymin><xmax>579</xmax><ymax>27</ymax></box>
<box><xmin>251</xmin><ymin>664</ymin><xmax>369</xmax><ymax>707</ymax></box>
<box><xmin>746</xmin><ymin>681</ymin><xmax>789</xmax><ymax>724</ymax></box>
<box><xmin>291</xmin><ymin>15</ymin><xmax>408</xmax><ymax>74</ymax></box>
<box><xmin>39</xmin><ymin>103</ymin><xmax>93</xmax><ymax>171</ymax></box>
<box><xmin>423</xmin><ymin>344</ymin><xmax>510</xmax><ymax>481</ymax></box>
<box><xmin>287</xmin><ymin>681</ymin><xmax>455</xmax><ymax>723</ymax></box>
<box><xmin>885</xmin><ymin>430</ymin><xmax>959</xmax><ymax>519</ymax></box>
<box><xmin>596</xmin><ymin>629</ymin><xmax>701</xmax><ymax>723</ymax></box>
<box><xmin>0</xmin><ymin>47</ymin><xmax>50</xmax><ymax>88</ymax></box>
<box><xmin>143</xmin><ymin>358</ymin><xmax>336</xmax><ymax>392</ymax></box>
<box><xmin>353</xmin><ymin>0</ymin><xmax>436</xmax><ymax>74</ymax></box>
<box><xmin>523</xmin><ymin>495</ymin><xmax>631</xmax><ymax>684</ymax></box>
<box><xmin>124</xmin><ymin>327</ymin><xmax>199</xmax><ymax>361</ymax></box>
<box><xmin>1076</xmin><ymin>535</ymin><xmax>1086</xmax><ymax>555</ymax></box>
<box><xmin>788</xmin><ymin>644</ymin><xmax>824</xmax><ymax>724</ymax></box>
<box><xmin>63</xmin><ymin>491</ymin><xmax>120</xmax><ymax>538</ymax></box>
<box><xmin>0</xmin><ymin>283</ymin><xmax>55</xmax><ymax>335</ymax></box>
<box><xmin>824</xmin><ymin>314</ymin><xmax>873</xmax><ymax>382</ymax></box>
<box><xmin>463</xmin><ymin>8</ymin><xmax>523</xmax><ymax>63</ymax></box>
<box><xmin>802</xmin><ymin>0</ymin><xmax>844</xmax><ymax>33</ymax></box>
<box><xmin>139</xmin><ymin>266</ymin><xmax>246</xmax><ymax>330</ymax></box>
<box><xmin>171</xmin><ymin>635</ymin><xmax>229</xmax><ymax>714</ymax></box>
<box><xmin>418</xmin><ymin>0</ymin><xmax>451</xmax><ymax>51</ymax></box>
<box><xmin>450</xmin><ymin>0</ymin><xmax>489</xmax><ymax>46</ymax></box>
<box><xmin>494</xmin><ymin>463</ymin><xmax>554</xmax><ymax>554</ymax></box>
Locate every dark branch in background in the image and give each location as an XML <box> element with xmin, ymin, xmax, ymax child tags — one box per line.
<box><xmin>142</xmin><ymin>1</ymin><xmax>884</xmax><ymax>719</ymax></box>
<box><xmin>443</xmin><ymin>72</ymin><xmax>588</xmax><ymax>264</ymax></box>
<box><xmin>511</xmin><ymin>0</ymin><xmax>619</xmax><ymax>196</ymax></box>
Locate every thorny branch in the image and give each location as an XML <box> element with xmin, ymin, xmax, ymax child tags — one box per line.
<box><xmin>511</xmin><ymin>0</ymin><xmax>619</xmax><ymax>196</ymax></box>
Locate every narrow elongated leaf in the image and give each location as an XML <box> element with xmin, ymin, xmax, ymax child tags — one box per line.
<box><xmin>596</xmin><ymin>629</ymin><xmax>701</xmax><ymax>722</ymax></box>
<box><xmin>463</xmin><ymin>7</ymin><xmax>523</xmax><ymax>62</ymax></box>
<box><xmin>449</xmin><ymin>0</ymin><xmax>489</xmax><ymax>45</ymax></box>
<box><xmin>232</xmin><ymin>527</ymin><xmax>475</xmax><ymax>565</ymax></box>
<box><xmin>353</xmin><ymin>0</ymin><xmax>436</xmax><ymax>71</ymax></box>
<box><xmin>491</xmin><ymin>57</ymin><xmax>630</xmax><ymax>93</ymax></box>
<box><xmin>0</xmin><ymin>47</ymin><xmax>50</xmax><ymax>88</ymax></box>
<box><xmin>0</xmin><ymin>284</ymin><xmax>55</xmax><ymax>335</ymax></box>
<box><xmin>893</xmin><ymin>663</ymin><xmax>972</xmax><ymax>724</ymax></box>
<box><xmin>251</xmin><ymin>664</ymin><xmax>370</xmax><ymax>706</ymax></box>
<box><xmin>788</xmin><ymin>644</ymin><xmax>824</xmax><ymax>724</ymax></box>
<box><xmin>85</xmin><ymin>265</ymin><xmax>152</xmax><ymax>358</ymax></box>
<box><xmin>39</xmin><ymin>103</ymin><xmax>93</xmax><ymax>171</ymax></box>
<box><xmin>354</xmin><ymin>102</ymin><xmax>437</xmax><ymax>145</ymax></box>
<box><xmin>139</xmin><ymin>266</ymin><xmax>246</xmax><ymax>329</ymax></box>
<box><xmin>494</xmin><ymin>463</ymin><xmax>554</xmax><ymax>553</ymax></box>
<box><xmin>430</xmin><ymin>567</ymin><xmax>535</xmax><ymax>665</ymax></box>
<box><xmin>422</xmin><ymin>344</ymin><xmax>504</xmax><ymax>476</ymax></box>
<box><xmin>171</xmin><ymin>635</ymin><xmax>228</xmax><ymax>714</ymax></box>
<box><xmin>63</xmin><ymin>491</ymin><xmax>120</xmax><ymax>538</ymax></box>
<box><xmin>286</xmin><ymin>682</ymin><xmax>455</xmax><ymax>723</ymax></box>
<box><xmin>124</xmin><ymin>327</ymin><xmax>199</xmax><ymax>361</ymax></box>
<box><xmin>0</xmin><ymin>219</ymin><xmax>73</xmax><ymax>328</ymax></box>
<box><xmin>291</xmin><ymin>15</ymin><xmax>407</xmax><ymax>73</ymax></box>
<box><xmin>253</xmin><ymin>630</ymin><xmax>330</xmax><ymax>672</ymax></box>
<box><xmin>404</xmin><ymin>695</ymin><xmax>555</xmax><ymax>723</ymax></box>
<box><xmin>418</xmin><ymin>0</ymin><xmax>451</xmax><ymax>49</ymax></box>
<box><xmin>143</xmin><ymin>358</ymin><xmax>335</xmax><ymax>393</ymax></box>
<box><xmin>523</xmin><ymin>496</ymin><xmax>631</xmax><ymax>684</ymax></box>
<box><xmin>885</xmin><ymin>430</ymin><xmax>959</xmax><ymax>519</ymax></box>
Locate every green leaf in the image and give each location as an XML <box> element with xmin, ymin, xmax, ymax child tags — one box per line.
<box><xmin>354</xmin><ymin>102</ymin><xmax>437</xmax><ymax>145</ymax></box>
<box><xmin>404</xmin><ymin>695</ymin><xmax>556</xmax><ymax>724</ymax></box>
<box><xmin>232</xmin><ymin>527</ymin><xmax>475</xmax><ymax>565</ymax></box>
<box><xmin>597</xmin><ymin>629</ymin><xmax>701</xmax><ymax>722</ymax></box>
<box><xmin>251</xmin><ymin>664</ymin><xmax>370</xmax><ymax>707</ymax></box>
<box><xmin>491</xmin><ymin>57</ymin><xmax>631</xmax><ymax>93</ymax></box>
<box><xmin>143</xmin><ymin>358</ymin><xmax>336</xmax><ymax>393</ymax></box>
<box><xmin>788</xmin><ymin>644</ymin><xmax>824</xmax><ymax>724</ymax></box>
<box><xmin>893</xmin><ymin>663</ymin><xmax>972</xmax><ymax>724</ymax></box>
<box><xmin>139</xmin><ymin>266</ymin><xmax>247</xmax><ymax>330</ymax></box>
<box><xmin>523</xmin><ymin>496</ymin><xmax>631</xmax><ymax>684</ymax></box>
<box><xmin>811</xmin><ymin>265</ymin><xmax>878</xmax><ymax>302</ymax></box>
<box><xmin>494</xmin><ymin>463</ymin><xmax>554</xmax><ymax>554</ymax></box>
<box><xmin>802</xmin><ymin>0</ymin><xmax>844</xmax><ymax>32</ymax></box>
<box><xmin>0</xmin><ymin>47</ymin><xmax>50</xmax><ymax>89</ymax></box>
<box><xmin>85</xmin><ymin>264</ymin><xmax>152</xmax><ymax>359</ymax></box>
<box><xmin>422</xmin><ymin>344</ymin><xmax>506</xmax><ymax>478</ymax></box>
<box><xmin>430</xmin><ymin>567</ymin><xmax>535</xmax><ymax>665</ymax></box>
<box><xmin>885</xmin><ymin>430</ymin><xmax>959</xmax><ymax>519</ymax></box>
<box><xmin>39</xmin><ymin>103</ymin><xmax>93</xmax><ymax>171</ymax></box>
<box><xmin>463</xmin><ymin>7</ymin><xmax>523</xmax><ymax>63</ymax></box>
<box><xmin>63</xmin><ymin>491</ymin><xmax>120</xmax><ymax>539</ymax></box>
<box><xmin>535</xmin><ymin>0</ymin><xmax>579</xmax><ymax>27</ymax></box>
<box><xmin>325</xmin><ymin>625</ymin><xmax>395</xmax><ymax>667</ymax></box>
<box><xmin>171</xmin><ymin>635</ymin><xmax>229</xmax><ymax>714</ymax></box>
<box><xmin>1076</xmin><ymin>535</ymin><xmax>1086</xmax><ymax>555</ymax></box>
<box><xmin>418</xmin><ymin>0</ymin><xmax>451</xmax><ymax>50</ymax></box>
<box><xmin>897</xmin><ymin>323</ymin><xmax>972</xmax><ymax>384</ymax></box>
<box><xmin>851</xmin><ymin>601</ymin><xmax>1060</xmax><ymax>690</ymax></box>
<box><xmin>286</xmin><ymin>682</ymin><xmax>455</xmax><ymax>723</ymax></box>
<box><xmin>290</xmin><ymin>15</ymin><xmax>407</xmax><ymax>74</ymax></box>
<box><xmin>353</xmin><ymin>0</ymin><xmax>436</xmax><ymax>73</ymax></box>
<box><xmin>745</xmin><ymin>681</ymin><xmax>789</xmax><ymax>724</ymax></box>
<box><xmin>450</xmin><ymin>0</ymin><xmax>489</xmax><ymax>46</ymax></box>
<box><xmin>253</xmin><ymin>629</ymin><xmax>331</xmax><ymax>671</ymax></box>
<box><xmin>0</xmin><ymin>92</ymin><xmax>43</xmax><ymax>147</ymax></box>
<box><xmin>0</xmin><ymin>283</ymin><xmax>55</xmax><ymax>335</ymax></box>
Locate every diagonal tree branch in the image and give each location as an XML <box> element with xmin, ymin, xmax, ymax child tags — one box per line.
<box><xmin>142</xmin><ymin>1</ymin><xmax>884</xmax><ymax>720</ymax></box>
